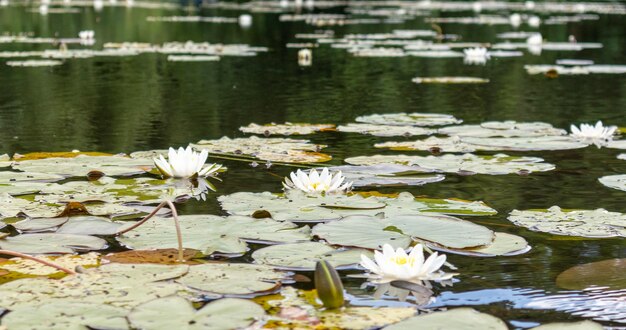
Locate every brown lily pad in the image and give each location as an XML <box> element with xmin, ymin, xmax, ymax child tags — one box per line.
<box><xmin>103</xmin><ymin>249</ymin><xmax>203</xmax><ymax>265</ymax></box>
<box><xmin>13</xmin><ymin>151</ymin><xmax>113</xmax><ymax>161</ymax></box>
<box><xmin>556</xmin><ymin>258</ymin><xmax>626</xmax><ymax>290</ymax></box>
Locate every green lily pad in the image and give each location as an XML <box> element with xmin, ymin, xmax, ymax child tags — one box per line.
<box><xmin>326</xmin><ymin>164</ymin><xmax>445</xmax><ymax>188</ymax></box>
<box><xmin>355</xmin><ymin>113</ymin><xmax>462</xmax><ymax>127</ymax></box>
<box><xmin>128</xmin><ymin>296</ymin><xmax>265</xmax><ymax>330</ymax></box>
<box><xmin>383</xmin><ymin>308</ymin><xmax>508</xmax><ymax>330</ymax></box>
<box><xmin>531</xmin><ymin>321</ymin><xmax>604</xmax><ymax>330</ymax></box>
<box><xmin>0</xmin><ymin>233</ymin><xmax>108</xmax><ymax>254</ymax></box>
<box><xmin>375</xmin><ymin>136</ymin><xmax>496</xmax><ymax>153</ymax></box>
<box><xmin>1</xmin><ymin>301</ymin><xmax>129</xmax><ymax>330</ymax></box>
<box><xmin>345</xmin><ymin>153</ymin><xmax>555</xmax><ymax>175</ymax></box>
<box><xmin>12</xmin><ymin>155</ymin><xmax>153</xmax><ymax>178</ymax></box>
<box><xmin>190</xmin><ymin>136</ymin><xmax>331</xmax><ymax>163</ymax></box>
<box><xmin>438</xmin><ymin>121</ymin><xmax>566</xmax><ymax>138</ymax></box>
<box><xmin>336</xmin><ymin>123</ymin><xmax>435</xmax><ymax>137</ymax></box>
<box><xmin>12</xmin><ymin>217</ymin><xmax>68</xmax><ymax>233</ymax></box>
<box><xmin>461</xmin><ymin>136</ymin><xmax>587</xmax><ymax>151</ymax></box>
<box><xmin>508</xmin><ymin>206</ymin><xmax>626</xmax><ymax>238</ymax></box>
<box><xmin>0</xmin><ymin>193</ymin><xmax>62</xmax><ymax>219</ymax></box>
<box><xmin>427</xmin><ymin>232</ymin><xmax>530</xmax><ymax>257</ymax></box>
<box><xmin>240</xmin><ymin>122</ymin><xmax>336</xmax><ymax>135</ymax></box>
<box><xmin>0</xmin><ymin>171</ymin><xmax>64</xmax><ymax>183</ymax></box>
<box><xmin>0</xmin><ymin>181</ymin><xmax>60</xmax><ymax>196</ymax></box>
<box><xmin>598</xmin><ymin>174</ymin><xmax>626</xmax><ymax>192</ymax></box>
<box><xmin>312</xmin><ymin>214</ymin><xmax>495</xmax><ymax>250</ymax></box>
<box><xmin>0</xmin><ymin>252</ymin><xmax>100</xmax><ymax>276</ymax></box>
<box><xmin>56</xmin><ymin>216</ymin><xmax>123</xmax><ymax>235</ymax></box>
<box><xmin>258</xmin><ymin>287</ymin><xmax>417</xmax><ymax>329</ymax></box>
<box><xmin>252</xmin><ymin>242</ymin><xmax>372</xmax><ymax>270</ymax></box>
<box><xmin>556</xmin><ymin>259</ymin><xmax>626</xmax><ymax>290</ymax></box>
<box><xmin>117</xmin><ymin>214</ymin><xmax>311</xmax><ymax>256</ymax></box>
<box><xmin>177</xmin><ymin>263</ymin><xmax>289</xmax><ymax>296</ymax></box>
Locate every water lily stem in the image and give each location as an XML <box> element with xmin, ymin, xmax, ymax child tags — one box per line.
<box><xmin>165</xmin><ymin>200</ymin><xmax>185</xmax><ymax>262</ymax></box>
<box><xmin>115</xmin><ymin>200</ymin><xmax>167</xmax><ymax>235</ymax></box>
<box><xmin>0</xmin><ymin>250</ymin><xmax>76</xmax><ymax>275</ymax></box>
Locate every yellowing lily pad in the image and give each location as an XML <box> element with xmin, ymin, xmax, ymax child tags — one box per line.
<box><xmin>252</xmin><ymin>242</ymin><xmax>372</xmax><ymax>270</ymax></box>
<box><xmin>13</xmin><ymin>151</ymin><xmax>113</xmax><ymax>161</ymax></box>
<box><xmin>556</xmin><ymin>259</ymin><xmax>626</xmax><ymax>290</ymax></box>
<box><xmin>191</xmin><ymin>136</ymin><xmax>331</xmax><ymax>163</ymax></box>
<box><xmin>383</xmin><ymin>308</ymin><xmax>508</xmax><ymax>330</ymax></box>
<box><xmin>345</xmin><ymin>153</ymin><xmax>555</xmax><ymax>175</ymax></box>
<box><xmin>508</xmin><ymin>206</ymin><xmax>626</xmax><ymax>238</ymax></box>
<box><xmin>240</xmin><ymin>122</ymin><xmax>336</xmax><ymax>135</ymax></box>
<box><xmin>219</xmin><ymin>190</ymin><xmax>495</xmax><ymax>222</ymax></box>
<box><xmin>103</xmin><ymin>249</ymin><xmax>202</xmax><ymax>265</ymax></box>
<box><xmin>116</xmin><ymin>214</ymin><xmax>311</xmax><ymax>256</ymax></box>
<box><xmin>312</xmin><ymin>214</ymin><xmax>495</xmax><ymax>250</ymax></box>
<box><xmin>438</xmin><ymin>121</ymin><xmax>566</xmax><ymax>138</ymax></box>
<box><xmin>176</xmin><ymin>263</ymin><xmax>289</xmax><ymax>296</ymax></box>
<box><xmin>0</xmin><ymin>252</ymin><xmax>100</xmax><ymax>276</ymax></box>
<box><xmin>336</xmin><ymin>123</ymin><xmax>435</xmax><ymax>137</ymax></box>
<box><xmin>128</xmin><ymin>296</ymin><xmax>265</xmax><ymax>330</ymax></box>
<box><xmin>355</xmin><ymin>112</ymin><xmax>462</xmax><ymax>127</ymax></box>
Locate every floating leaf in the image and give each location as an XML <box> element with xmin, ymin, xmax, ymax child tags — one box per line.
<box><xmin>508</xmin><ymin>206</ymin><xmax>626</xmax><ymax>237</ymax></box>
<box><xmin>312</xmin><ymin>214</ymin><xmax>495</xmax><ymax>250</ymax></box>
<box><xmin>12</xmin><ymin>155</ymin><xmax>153</xmax><ymax>178</ymax></box>
<box><xmin>383</xmin><ymin>308</ymin><xmax>508</xmax><ymax>330</ymax></box>
<box><xmin>438</xmin><ymin>121</ymin><xmax>566</xmax><ymax>138</ymax></box>
<box><xmin>460</xmin><ymin>136</ymin><xmax>586</xmax><ymax>151</ymax></box>
<box><xmin>0</xmin><ymin>171</ymin><xmax>64</xmax><ymax>183</ymax></box>
<box><xmin>177</xmin><ymin>263</ymin><xmax>289</xmax><ymax>296</ymax></box>
<box><xmin>598</xmin><ymin>174</ymin><xmax>626</xmax><ymax>192</ymax></box>
<box><xmin>375</xmin><ymin>136</ymin><xmax>496</xmax><ymax>153</ymax></box>
<box><xmin>167</xmin><ymin>55</ymin><xmax>220</xmax><ymax>62</ymax></box>
<box><xmin>13</xmin><ymin>151</ymin><xmax>113</xmax><ymax>161</ymax></box>
<box><xmin>412</xmin><ymin>77</ymin><xmax>489</xmax><ymax>84</ymax></box>
<box><xmin>6</xmin><ymin>60</ymin><xmax>63</xmax><ymax>67</ymax></box>
<box><xmin>56</xmin><ymin>216</ymin><xmax>123</xmax><ymax>235</ymax></box>
<box><xmin>427</xmin><ymin>232</ymin><xmax>530</xmax><ymax>257</ymax></box>
<box><xmin>11</xmin><ymin>217</ymin><xmax>68</xmax><ymax>233</ymax></box>
<box><xmin>128</xmin><ymin>296</ymin><xmax>265</xmax><ymax>330</ymax></box>
<box><xmin>0</xmin><ymin>233</ymin><xmax>107</xmax><ymax>254</ymax></box>
<box><xmin>219</xmin><ymin>190</ymin><xmax>495</xmax><ymax>222</ymax></box>
<box><xmin>556</xmin><ymin>259</ymin><xmax>626</xmax><ymax>290</ymax></box>
<box><xmin>1</xmin><ymin>301</ymin><xmax>129</xmax><ymax>330</ymax></box>
<box><xmin>240</xmin><ymin>122</ymin><xmax>336</xmax><ymax>135</ymax></box>
<box><xmin>117</xmin><ymin>214</ymin><xmax>311</xmax><ymax>256</ymax></box>
<box><xmin>355</xmin><ymin>112</ymin><xmax>462</xmax><ymax>127</ymax></box>
<box><xmin>531</xmin><ymin>321</ymin><xmax>604</xmax><ymax>330</ymax></box>
<box><xmin>0</xmin><ymin>252</ymin><xmax>100</xmax><ymax>276</ymax></box>
<box><xmin>103</xmin><ymin>249</ymin><xmax>202</xmax><ymax>265</ymax></box>
<box><xmin>345</xmin><ymin>153</ymin><xmax>555</xmax><ymax>175</ymax></box>
<box><xmin>252</xmin><ymin>242</ymin><xmax>371</xmax><ymax>270</ymax></box>
<box><xmin>336</xmin><ymin>123</ymin><xmax>435</xmax><ymax>137</ymax></box>
<box><xmin>326</xmin><ymin>164</ymin><xmax>445</xmax><ymax>187</ymax></box>
<box><xmin>191</xmin><ymin>136</ymin><xmax>331</xmax><ymax>163</ymax></box>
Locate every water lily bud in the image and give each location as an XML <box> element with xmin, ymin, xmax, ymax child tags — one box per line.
<box><xmin>239</xmin><ymin>14</ymin><xmax>252</xmax><ymax>28</ymax></box>
<box><xmin>314</xmin><ymin>260</ymin><xmax>344</xmax><ymax>309</ymax></box>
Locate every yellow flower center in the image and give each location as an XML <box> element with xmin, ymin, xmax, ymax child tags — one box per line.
<box><xmin>392</xmin><ymin>256</ymin><xmax>414</xmax><ymax>266</ymax></box>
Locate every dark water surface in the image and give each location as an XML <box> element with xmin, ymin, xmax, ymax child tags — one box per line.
<box><xmin>0</xmin><ymin>1</ymin><xmax>625</xmax><ymax>327</ymax></box>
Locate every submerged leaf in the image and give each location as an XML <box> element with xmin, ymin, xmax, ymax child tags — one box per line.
<box><xmin>556</xmin><ymin>259</ymin><xmax>626</xmax><ymax>290</ymax></box>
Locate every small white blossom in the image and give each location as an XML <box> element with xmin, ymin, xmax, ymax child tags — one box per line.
<box><xmin>570</xmin><ymin>121</ymin><xmax>617</xmax><ymax>148</ymax></box>
<box><xmin>153</xmin><ymin>146</ymin><xmax>222</xmax><ymax>178</ymax></box>
<box><xmin>283</xmin><ymin>168</ymin><xmax>352</xmax><ymax>195</ymax></box>
<box><xmin>463</xmin><ymin>47</ymin><xmax>490</xmax><ymax>65</ymax></box>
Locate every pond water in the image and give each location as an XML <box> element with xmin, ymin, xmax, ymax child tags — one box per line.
<box><xmin>0</xmin><ymin>0</ymin><xmax>625</xmax><ymax>328</ymax></box>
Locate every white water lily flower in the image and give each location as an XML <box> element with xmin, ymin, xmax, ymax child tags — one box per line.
<box><xmin>570</xmin><ymin>121</ymin><xmax>617</xmax><ymax>147</ymax></box>
<box><xmin>153</xmin><ymin>146</ymin><xmax>222</xmax><ymax>178</ymax></box>
<box><xmin>360</xmin><ymin>244</ymin><xmax>455</xmax><ymax>285</ymax></box>
<box><xmin>463</xmin><ymin>47</ymin><xmax>490</xmax><ymax>65</ymax></box>
<box><xmin>78</xmin><ymin>30</ymin><xmax>95</xmax><ymax>40</ymax></box>
<box><xmin>283</xmin><ymin>168</ymin><xmax>352</xmax><ymax>194</ymax></box>
<box><xmin>526</xmin><ymin>33</ymin><xmax>543</xmax><ymax>45</ymax></box>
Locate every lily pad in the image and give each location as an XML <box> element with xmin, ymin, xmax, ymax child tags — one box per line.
<box><xmin>556</xmin><ymin>259</ymin><xmax>626</xmax><ymax>290</ymax></box>
<box><xmin>191</xmin><ymin>136</ymin><xmax>331</xmax><ymax>163</ymax></box>
<box><xmin>1</xmin><ymin>301</ymin><xmax>129</xmax><ymax>330</ymax></box>
<box><xmin>12</xmin><ymin>217</ymin><xmax>68</xmax><ymax>233</ymax></box>
<box><xmin>240</xmin><ymin>122</ymin><xmax>336</xmax><ymax>135</ymax></box>
<box><xmin>252</xmin><ymin>242</ymin><xmax>372</xmax><ymax>270</ymax></box>
<box><xmin>375</xmin><ymin>136</ymin><xmax>496</xmax><ymax>153</ymax></box>
<box><xmin>259</xmin><ymin>287</ymin><xmax>417</xmax><ymax>329</ymax></box>
<box><xmin>345</xmin><ymin>153</ymin><xmax>555</xmax><ymax>175</ymax></box>
<box><xmin>56</xmin><ymin>216</ymin><xmax>123</xmax><ymax>235</ymax></box>
<box><xmin>336</xmin><ymin>123</ymin><xmax>435</xmax><ymax>137</ymax></box>
<box><xmin>0</xmin><ymin>233</ymin><xmax>108</xmax><ymax>254</ymax></box>
<box><xmin>219</xmin><ymin>190</ymin><xmax>496</xmax><ymax>222</ymax></box>
<box><xmin>383</xmin><ymin>308</ymin><xmax>508</xmax><ymax>330</ymax></box>
<box><xmin>325</xmin><ymin>164</ymin><xmax>445</xmax><ymax>187</ymax></box>
<box><xmin>0</xmin><ymin>252</ymin><xmax>100</xmax><ymax>276</ymax></box>
<box><xmin>531</xmin><ymin>321</ymin><xmax>604</xmax><ymax>330</ymax></box>
<box><xmin>355</xmin><ymin>112</ymin><xmax>462</xmax><ymax>127</ymax></box>
<box><xmin>438</xmin><ymin>121</ymin><xmax>566</xmax><ymax>138</ymax></box>
<box><xmin>461</xmin><ymin>136</ymin><xmax>587</xmax><ymax>151</ymax></box>
<box><xmin>177</xmin><ymin>263</ymin><xmax>289</xmax><ymax>296</ymax></box>
<box><xmin>508</xmin><ymin>206</ymin><xmax>626</xmax><ymax>238</ymax></box>
<box><xmin>103</xmin><ymin>249</ymin><xmax>202</xmax><ymax>265</ymax></box>
<box><xmin>598</xmin><ymin>174</ymin><xmax>626</xmax><ymax>192</ymax></box>
<box><xmin>117</xmin><ymin>214</ymin><xmax>311</xmax><ymax>256</ymax></box>
<box><xmin>312</xmin><ymin>214</ymin><xmax>495</xmax><ymax>250</ymax></box>
<box><xmin>128</xmin><ymin>296</ymin><xmax>265</xmax><ymax>330</ymax></box>
<box><xmin>12</xmin><ymin>154</ymin><xmax>153</xmax><ymax>178</ymax></box>
<box><xmin>0</xmin><ymin>171</ymin><xmax>64</xmax><ymax>183</ymax></box>
<box><xmin>427</xmin><ymin>232</ymin><xmax>530</xmax><ymax>257</ymax></box>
